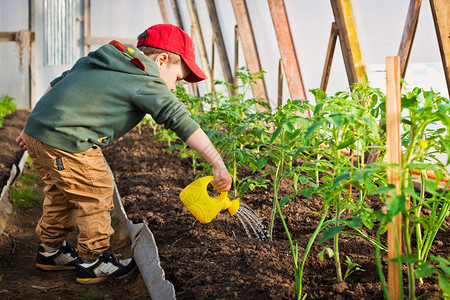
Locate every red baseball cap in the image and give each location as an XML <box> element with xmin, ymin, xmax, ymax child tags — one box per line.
<box><xmin>137</xmin><ymin>24</ymin><xmax>207</xmax><ymax>83</ymax></box>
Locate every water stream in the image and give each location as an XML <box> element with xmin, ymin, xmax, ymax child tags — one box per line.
<box><xmin>234</xmin><ymin>202</ymin><xmax>269</xmax><ymax>241</ymax></box>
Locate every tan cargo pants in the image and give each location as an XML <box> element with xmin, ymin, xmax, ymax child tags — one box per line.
<box><xmin>25</xmin><ymin>134</ymin><xmax>115</xmax><ymax>261</ymax></box>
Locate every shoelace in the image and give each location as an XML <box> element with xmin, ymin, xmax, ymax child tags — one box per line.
<box><xmin>61</xmin><ymin>242</ymin><xmax>78</xmax><ymax>257</ymax></box>
<box><xmin>102</xmin><ymin>251</ymin><xmax>120</xmax><ymax>265</ymax></box>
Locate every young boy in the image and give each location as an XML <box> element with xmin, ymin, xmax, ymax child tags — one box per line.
<box><xmin>16</xmin><ymin>24</ymin><xmax>232</xmax><ymax>284</ymax></box>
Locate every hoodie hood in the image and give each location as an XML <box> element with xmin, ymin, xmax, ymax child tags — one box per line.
<box><xmin>86</xmin><ymin>42</ymin><xmax>160</xmax><ymax>78</ymax></box>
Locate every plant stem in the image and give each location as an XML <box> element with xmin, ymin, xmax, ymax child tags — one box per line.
<box><xmin>334</xmin><ymin>203</ymin><xmax>343</xmax><ymax>282</ymax></box>
<box><xmin>298</xmin><ymin>204</ymin><xmax>330</xmax><ymax>297</ymax></box>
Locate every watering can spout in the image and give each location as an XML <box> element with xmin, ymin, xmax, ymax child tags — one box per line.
<box><xmin>179</xmin><ymin>176</ymin><xmax>240</xmax><ymax>223</ymax></box>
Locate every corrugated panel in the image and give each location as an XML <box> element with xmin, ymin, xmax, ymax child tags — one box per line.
<box><xmin>45</xmin><ymin>0</ymin><xmax>77</xmax><ymax>65</ymax></box>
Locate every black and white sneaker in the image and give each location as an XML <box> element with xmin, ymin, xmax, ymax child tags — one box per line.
<box><xmin>75</xmin><ymin>251</ymin><xmax>136</xmax><ymax>284</ymax></box>
<box><xmin>36</xmin><ymin>241</ymin><xmax>80</xmax><ymax>271</ymax></box>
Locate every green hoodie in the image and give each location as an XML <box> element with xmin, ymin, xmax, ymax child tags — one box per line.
<box><xmin>24</xmin><ymin>43</ymin><xmax>199</xmax><ymax>153</ymax></box>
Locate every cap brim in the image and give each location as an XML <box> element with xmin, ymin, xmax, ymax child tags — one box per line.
<box><xmin>181</xmin><ymin>56</ymin><xmax>207</xmax><ymax>83</ymax></box>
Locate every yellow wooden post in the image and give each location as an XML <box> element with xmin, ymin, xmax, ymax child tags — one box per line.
<box><xmin>386</xmin><ymin>56</ymin><xmax>402</xmax><ymax>300</ymax></box>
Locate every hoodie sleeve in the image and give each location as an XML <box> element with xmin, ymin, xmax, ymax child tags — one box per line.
<box><xmin>132</xmin><ymin>80</ymin><xmax>200</xmax><ymax>141</ymax></box>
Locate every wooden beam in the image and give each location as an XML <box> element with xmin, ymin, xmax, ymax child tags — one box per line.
<box><xmin>157</xmin><ymin>0</ymin><xmax>170</xmax><ymax>24</ymax></box>
<box><xmin>170</xmin><ymin>0</ymin><xmax>184</xmax><ymax>30</ymax></box>
<box><xmin>231</xmin><ymin>0</ymin><xmax>269</xmax><ymax>103</ymax></box>
<box><xmin>186</xmin><ymin>0</ymin><xmax>213</xmax><ymax>93</ymax></box>
<box><xmin>398</xmin><ymin>0</ymin><xmax>423</xmax><ymax>79</ymax></box>
<box><xmin>429</xmin><ymin>0</ymin><xmax>450</xmax><ymax>96</ymax></box>
<box><xmin>330</xmin><ymin>0</ymin><xmax>366</xmax><ymax>85</ymax></box>
<box><xmin>29</xmin><ymin>0</ymin><xmax>35</xmax><ymax>108</ymax></box>
<box><xmin>205</xmin><ymin>0</ymin><xmax>234</xmax><ymax>94</ymax></box>
<box><xmin>386</xmin><ymin>56</ymin><xmax>402</xmax><ymax>300</ymax></box>
<box><xmin>268</xmin><ymin>0</ymin><xmax>307</xmax><ymax>104</ymax></box>
<box><xmin>0</xmin><ymin>32</ymin><xmax>17</xmax><ymax>42</ymax></box>
<box><xmin>320</xmin><ymin>22</ymin><xmax>339</xmax><ymax>92</ymax></box>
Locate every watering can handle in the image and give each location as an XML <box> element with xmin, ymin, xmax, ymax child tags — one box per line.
<box><xmin>206</xmin><ymin>176</ymin><xmax>228</xmax><ymax>201</ymax></box>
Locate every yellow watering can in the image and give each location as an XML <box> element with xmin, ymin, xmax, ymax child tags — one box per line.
<box><xmin>179</xmin><ymin>176</ymin><xmax>240</xmax><ymax>224</ymax></box>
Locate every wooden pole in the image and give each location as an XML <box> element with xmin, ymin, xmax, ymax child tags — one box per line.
<box><xmin>186</xmin><ymin>0</ymin><xmax>213</xmax><ymax>93</ymax></box>
<box><xmin>205</xmin><ymin>0</ymin><xmax>234</xmax><ymax>95</ymax></box>
<box><xmin>398</xmin><ymin>0</ymin><xmax>423</xmax><ymax>79</ymax></box>
<box><xmin>231</xmin><ymin>0</ymin><xmax>269</xmax><ymax>105</ymax></box>
<box><xmin>28</xmin><ymin>0</ymin><xmax>35</xmax><ymax>108</ymax></box>
<box><xmin>85</xmin><ymin>0</ymin><xmax>91</xmax><ymax>54</ymax></box>
<box><xmin>170</xmin><ymin>0</ymin><xmax>184</xmax><ymax>30</ymax></box>
<box><xmin>211</xmin><ymin>34</ymin><xmax>216</xmax><ymax>94</ymax></box>
<box><xmin>234</xmin><ymin>25</ymin><xmax>239</xmax><ymax>88</ymax></box>
<box><xmin>321</xmin><ymin>22</ymin><xmax>339</xmax><ymax>92</ymax></box>
<box><xmin>157</xmin><ymin>0</ymin><xmax>170</xmax><ymax>24</ymax></box>
<box><xmin>268</xmin><ymin>0</ymin><xmax>308</xmax><ymax>103</ymax></box>
<box><xmin>429</xmin><ymin>0</ymin><xmax>450</xmax><ymax>97</ymax></box>
<box><xmin>330</xmin><ymin>0</ymin><xmax>366</xmax><ymax>86</ymax></box>
<box><xmin>386</xmin><ymin>56</ymin><xmax>402</xmax><ymax>300</ymax></box>
<box><xmin>278</xmin><ymin>59</ymin><xmax>284</xmax><ymax>107</ymax></box>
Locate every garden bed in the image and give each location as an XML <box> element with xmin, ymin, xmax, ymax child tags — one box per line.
<box><xmin>102</xmin><ymin>123</ymin><xmax>448</xmax><ymax>299</ymax></box>
<box><xmin>0</xmin><ymin>109</ymin><xmax>447</xmax><ymax>299</ymax></box>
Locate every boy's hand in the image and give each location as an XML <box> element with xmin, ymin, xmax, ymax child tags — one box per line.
<box><xmin>16</xmin><ymin>130</ymin><xmax>27</xmax><ymax>150</ymax></box>
<box><xmin>211</xmin><ymin>166</ymin><xmax>232</xmax><ymax>193</ymax></box>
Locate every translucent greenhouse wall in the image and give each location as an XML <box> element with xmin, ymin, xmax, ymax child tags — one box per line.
<box><xmin>0</xmin><ymin>0</ymin><xmax>448</xmax><ymax>167</ymax></box>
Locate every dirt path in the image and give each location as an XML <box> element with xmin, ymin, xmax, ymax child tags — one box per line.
<box><xmin>0</xmin><ymin>162</ymin><xmax>147</xmax><ymax>300</ymax></box>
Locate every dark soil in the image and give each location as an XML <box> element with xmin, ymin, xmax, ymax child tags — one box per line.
<box><xmin>0</xmin><ymin>110</ymin><xmax>145</xmax><ymax>299</ymax></box>
<box><xmin>102</xmin><ymin>124</ymin><xmax>448</xmax><ymax>300</ymax></box>
<box><xmin>0</xmin><ymin>111</ymin><xmax>447</xmax><ymax>299</ymax></box>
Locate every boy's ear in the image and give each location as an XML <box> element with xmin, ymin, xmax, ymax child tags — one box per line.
<box><xmin>154</xmin><ymin>53</ymin><xmax>169</xmax><ymax>67</ymax></box>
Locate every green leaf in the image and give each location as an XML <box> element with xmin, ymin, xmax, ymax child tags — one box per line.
<box><xmin>305</xmin><ymin>121</ymin><xmax>322</xmax><ymax>138</ymax></box>
<box><xmin>299</xmin><ymin>175</ymin><xmax>309</xmax><ymax>185</ymax></box>
<box><xmin>256</xmin><ymin>156</ymin><xmax>268</xmax><ymax>171</ymax></box>
<box><xmin>280</xmin><ymin>194</ymin><xmax>293</xmax><ymax>208</ymax></box>
<box><xmin>270</xmin><ymin>127</ymin><xmax>282</xmax><ymax>144</ymax></box>
<box><xmin>330</xmin><ymin>172</ymin><xmax>350</xmax><ymax>189</ymax></box>
<box><xmin>345</xmin><ymin>217</ymin><xmax>362</xmax><ymax>229</ymax></box>
<box><xmin>387</xmin><ymin>193</ymin><xmax>407</xmax><ymax>217</ymax></box>
<box><xmin>391</xmin><ymin>253</ymin><xmax>418</xmax><ymax>264</ymax></box>
<box><xmin>368</xmin><ymin>184</ymin><xmax>396</xmax><ymax>195</ymax></box>
<box><xmin>337</xmin><ymin>139</ymin><xmax>356</xmax><ymax>150</ymax></box>
<box><xmin>439</xmin><ymin>274</ymin><xmax>450</xmax><ymax>299</ymax></box>
<box><xmin>318</xmin><ymin>225</ymin><xmax>345</xmax><ymax>244</ymax></box>
<box><xmin>415</xmin><ymin>262</ymin><xmax>436</xmax><ymax>278</ymax></box>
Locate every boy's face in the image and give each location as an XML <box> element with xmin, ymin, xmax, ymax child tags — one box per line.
<box><xmin>153</xmin><ymin>53</ymin><xmax>191</xmax><ymax>90</ymax></box>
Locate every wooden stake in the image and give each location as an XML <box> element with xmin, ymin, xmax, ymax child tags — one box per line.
<box><xmin>386</xmin><ymin>56</ymin><xmax>402</xmax><ymax>300</ymax></box>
